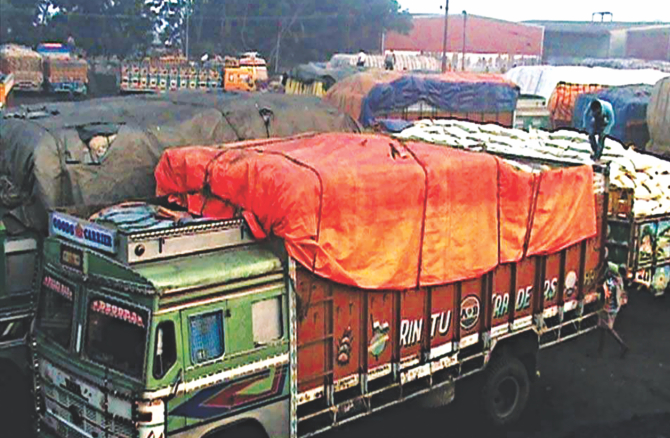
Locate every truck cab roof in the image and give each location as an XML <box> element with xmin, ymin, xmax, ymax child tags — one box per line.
<box><xmin>47</xmin><ymin>202</ymin><xmax>284</xmax><ymax>299</ymax></box>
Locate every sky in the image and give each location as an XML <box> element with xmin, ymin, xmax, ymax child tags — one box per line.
<box><xmin>398</xmin><ymin>0</ymin><xmax>670</xmax><ymax>23</ymax></box>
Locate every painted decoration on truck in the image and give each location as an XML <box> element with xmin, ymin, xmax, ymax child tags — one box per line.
<box><xmin>400</xmin><ymin>311</ymin><xmax>452</xmax><ymax>347</ymax></box>
<box><xmin>460</xmin><ymin>296</ymin><xmax>480</xmax><ymax>331</ymax></box>
<box><xmin>655</xmin><ymin>221</ymin><xmax>670</xmax><ymax>261</ymax></box>
<box><xmin>565</xmin><ymin>271</ymin><xmax>578</xmax><ymax>297</ymax></box>
<box><xmin>652</xmin><ymin>266</ymin><xmax>670</xmax><ymax>295</ymax></box>
<box><xmin>638</xmin><ymin>223</ymin><xmax>657</xmax><ymax>266</ymax></box>
<box><xmin>172</xmin><ymin>365</ymin><xmax>287</xmax><ymax>419</ymax></box>
<box><xmin>368</xmin><ymin>320</ymin><xmax>390</xmax><ymax>359</ymax></box>
<box><xmin>336</xmin><ymin>326</ymin><xmax>354</xmax><ymax>365</ymax></box>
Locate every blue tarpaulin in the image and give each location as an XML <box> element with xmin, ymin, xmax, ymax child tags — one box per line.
<box><xmin>360</xmin><ymin>74</ymin><xmax>520</xmax><ymax>127</ymax></box>
<box><xmin>573</xmin><ymin>85</ymin><xmax>653</xmax><ymax>147</ymax></box>
<box><xmin>325</xmin><ymin>71</ymin><xmax>520</xmax><ymax>128</ymax></box>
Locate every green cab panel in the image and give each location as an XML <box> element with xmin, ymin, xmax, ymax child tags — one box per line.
<box><xmin>135</xmin><ymin>245</ymin><xmax>283</xmax><ymax>294</ymax></box>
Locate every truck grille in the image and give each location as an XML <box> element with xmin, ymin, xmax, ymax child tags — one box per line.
<box><xmin>43</xmin><ymin>380</ymin><xmax>135</xmax><ymax>438</ymax></box>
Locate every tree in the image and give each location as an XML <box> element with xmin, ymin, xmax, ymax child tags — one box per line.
<box><xmin>177</xmin><ymin>0</ymin><xmax>412</xmax><ymax>67</ymax></box>
<box><xmin>0</xmin><ymin>0</ymin><xmax>43</xmax><ymax>46</ymax></box>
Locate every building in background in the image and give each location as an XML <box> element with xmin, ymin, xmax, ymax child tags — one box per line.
<box><xmin>625</xmin><ymin>25</ymin><xmax>670</xmax><ymax>61</ymax></box>
<box><xmin>383</xmin><ymin>15</ymin><xmax>544</xmax><ymax>73</ymax></box>
<box><xmin>526</xmin><ymin>21</ymin><xmax>670</xmax><ymax>64</ymax></box>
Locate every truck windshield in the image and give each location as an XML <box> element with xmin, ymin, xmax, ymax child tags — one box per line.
<box><xmin>36</xmin><ymin>275</ymin><xmax>75</xmax><ymax>349</ymax></box>
<box><xmin>85</xmin><ymin>297</ymin><xmax>148</xmax><ymax>378</ymax></box>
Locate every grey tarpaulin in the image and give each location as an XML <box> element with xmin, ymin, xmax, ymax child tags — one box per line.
<box><xmin>647</xmin><ymin>77</ymin><xmax>670</xmax><ymax>156</ymax></box>
<box><xmin>0</xmin><ymin>91</ymin><xmax>360</xmax><ymax>234</ymax></box>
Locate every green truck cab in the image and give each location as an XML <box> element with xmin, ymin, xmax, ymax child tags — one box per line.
<box><xmin>35</xmin><ymin>210</ymin><xmax>291</xmax><ymax>438</ymax></box>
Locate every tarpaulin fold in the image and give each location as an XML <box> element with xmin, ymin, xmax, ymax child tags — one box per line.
<box><xmin>0</xmin><ymin>92</ymin><xmax>359</xmax><ymax>234</ymax></box>
<box><xmin>156</xmin><ymin>133</ymin><xmax>596</xmax><ymax>290</ymax></box>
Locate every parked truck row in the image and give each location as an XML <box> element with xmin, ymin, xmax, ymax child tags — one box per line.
<box><xmin>0</xmin><ymin>43</ymin><xmax>88</xmax><ymax>96</ymax></box>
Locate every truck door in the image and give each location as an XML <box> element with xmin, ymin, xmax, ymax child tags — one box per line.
<box><xmin>177</xmin><ymin>300</ymin><xmax>229</xmax><ymax>428</ymax></box>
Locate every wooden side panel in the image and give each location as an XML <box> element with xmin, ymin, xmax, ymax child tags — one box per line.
<box><xmin>564</xmin><ymin>246</ymin><xmax>582</xmax><ymax>303</ymax></box>
<box><xmin>544</xmin><ymin>254</ymin><xmax>561</xmax><ymax>308</ymax></box>
<box><xmin>332</xmin><ymin>284</ymin><xmax>362</xmax><ymax>382</ymax></box>
<box><xmin>367</xmin><ymin>291</ymin><xmax>395</xmax><ymax>370</ymax></box>
<box><xmin>430</xmin><ymin>285</ymin><xmax>456</xmax><ymax>351</ymax></box>
<box><xmin>514</xmin><ymin>257</ymin><xmax>536</xmax><ymax>320</ymax></box>
<box><xmin>491</xmin><ymin>264</ymin><xmax>514</xmax><ymax>326</ymax></box>
<box><xmin>399</xmin><ymin>289</ymin><xmax>427</xmax><ymax>360</ymax></box>
<box><xmin>459</xmin><ymin>278</ymin><xmax>483</xmax><ymax>339</ymax></box>
<box><xmin>296</xmin><ymin>270</ymin><xmax>332</xmax><ymax>393</ymax></box>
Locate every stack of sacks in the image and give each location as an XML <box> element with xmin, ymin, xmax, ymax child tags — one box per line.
<box><xmin>396</xmin><ymin>119</ymin><xmax>670</xmax><ymax>218</ymax></box>
<box><xmin>0</xmin><ymin>44</ymin><xmax>43</xmax><ymax>87</ymax></box>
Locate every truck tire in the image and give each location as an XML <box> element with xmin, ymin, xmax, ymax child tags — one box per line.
<box><xmin>207</xmin><ymin>422</ymin><xmax>268</xmax><ymax>438</ymax></box>
<box><xmin>481</xmin><ymin>354</ymin><xmax>530</xmax><ymax>427</ymax></box>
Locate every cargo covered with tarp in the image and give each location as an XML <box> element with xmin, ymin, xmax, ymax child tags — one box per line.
<box><xmin>572</xmin><ymin>85</ymin><xmax>653</xmax><ymax>147</ymax></box>
<box><xmin>505</xmin><ymin>66</ymin><xmax>669</xmax><ymax>101</ymax></box>
<box><xmin>330</xmin><ymin>53</ymin><xmax>441</xmax><ymax>72</ymax></box>
<box><xmin>324</xmin><ymin>71</ymin><xmax>519</xmax><ymax>128</ymax></box>
<box><xmin>647</xmin><ymin>77</ymin><xmax>670</xmax><ymax>156</ymax></box>
<box><xmin>0</xmin><ymin>44</ymin><xmax>43</xmax><ymax>91</ymax></box>
<box><xmin>155</xmin><ymin>133</ymin><xmax>596</xmax><ymax>289</ymax></box>
<box><xmin>285</xmin><ymin>62</ymin><xmax>359</xmax><ymax>97</ymax></box>
<box><xmin>0</xmin><ymin>92</ymin><xmax>359</xmax><ymax>233</ymax></box>
<box><xmin>548</xmin><ymin>83</ymin><xmax>604</xmax><ymax>128</ymax></box>
<box><xmin>395</xmin><ymin>119</ymin><xmax>670</xmax><ymax>295</ymax></box>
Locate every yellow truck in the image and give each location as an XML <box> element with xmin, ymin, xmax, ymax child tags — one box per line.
<box><xmin>0</xmin><ymin>73</ymin><xmax>14</xmax><ymax>109</ymax></box>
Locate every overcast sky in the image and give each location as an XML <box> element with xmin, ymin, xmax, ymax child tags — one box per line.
<box><xmin>398</xmin><ymin>1</ymin><xmax>670</xmax><ymax>23</ymax></box>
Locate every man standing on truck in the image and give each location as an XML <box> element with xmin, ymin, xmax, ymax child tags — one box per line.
<box><xmin>357</xmin><ymin>49</ymin><xmax>367</xmax><ymax>68</ymax></box>
<box><xmin>583</xmin><ymin>99</ymin><xmax>615</xmax><ymax>161</ymax></box>
<box><xmin>385</xmin><ymin>50</ymin><xmax>396</xmax><ymax>70</ymax></box>
<box><xmin>598</xmin><ymin>263</ymin><xmax>629</xmax><ymax>358</ymax></box>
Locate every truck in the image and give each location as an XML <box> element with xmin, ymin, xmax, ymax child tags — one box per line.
<box><xmin>513</xmin><ymin>95</ymin><xmax>551</xmax><ymax>131</ymax></box>
<box><xmin>32</xmin><ymin>135</ymin><xmax>608</xmax><ymax>438</ymax></box>
<box><xmin>607</xmin><ymin>185</ymin><xmax>670</xmax><ymax>296</ymax></box>
<box><xmin>0</xmin><ymin>93</ymin><xmax>360</xmax><ymax>433</ymax></box>
<box><xmin>120</xmin><ymin>52</ymin><xmax>267</xmax><ymax>94</ymax></box>
<box><xmin>0</xmin><ymin>73</ymin><xmax>14</xmax><ymax>109</ymax></box>
<box><xmin>37</xmin><ymin>43</ymin><xmax>89</xmax><ymax>95</ymax></box>
<box><xmin>0</xmin><ymin>44</ymin><xmax>43</xmax><ymax>92</ymax></box>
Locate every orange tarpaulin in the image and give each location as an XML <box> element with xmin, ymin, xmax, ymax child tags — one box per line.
<box><xmin>155</xmin><ymin>133</ymin><xmax>596</xmax><ymax>290</ymax></box>
<box><xmin>549</xmin><ymin>82</ymin><xmax>605</xmax><ymax>127</ymax></box>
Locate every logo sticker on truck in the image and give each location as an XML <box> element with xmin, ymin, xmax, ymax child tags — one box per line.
<box><xmin>50</xmin><ymin>213</ymin><xmax>116</xmax><ymax>254</ymax></box>
<box><xmin>460</xmin><ymin>296</ymin><xmax>480</xmax><ymax>331</ymax></box>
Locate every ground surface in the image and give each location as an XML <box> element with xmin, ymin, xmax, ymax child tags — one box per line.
<box><xmin>325</xmin><ymin>290</ymin><xmax>670</xmax><ymax>438</ymax></box>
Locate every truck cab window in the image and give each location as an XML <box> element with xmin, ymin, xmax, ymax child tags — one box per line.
<box><xmin>252</xmin><ymin>297</ymin><xmax>283</xmax><ymax>345</ymax></box>
<box><xmin>153</xmin><ymin>321</ymin><xmax>176</xmax><ymax>379</ymax></box>
<box><xmin>36</xmin><ymin>275</ymin><xmax>75</xmax><ymax>349</ymax></box>
<box><xmin>0</xmin><ymin>316</ymin><xmax>30</xmax><ymax>343</ymax></box>
<box><xmin>189</xmin><ymin>311</ymin><xmax>224</xmax><ymax>364</ymax></box>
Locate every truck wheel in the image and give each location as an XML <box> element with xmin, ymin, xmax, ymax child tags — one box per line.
<box><xmin>207</xmin><ymin>423</ymin><xmax>267</xmax><ymax>438</ymax></box>
<box><xmin>481</xmin><ymin>354</ymin><xmax>530</xmax><ymax>427</ymax></box>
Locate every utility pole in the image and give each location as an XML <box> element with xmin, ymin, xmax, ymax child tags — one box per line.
<box><xmin>184</xmin><ymin>0</ymin><xmax>192</xmax><ymax>60</ymax></box>
<box><xmin>441</xmin><ymin>0</ymin><xmax>450</xmax><ymax>73</ymax></box>
<box><xmin>185</xmin><ymin>12</ymin><xmax>190</xmax><ymax>60</ymax></box>
<box><xmin>461</xmin><ymin>11</ymin><xmax>467</xmax><ymax>71</ymax></box>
